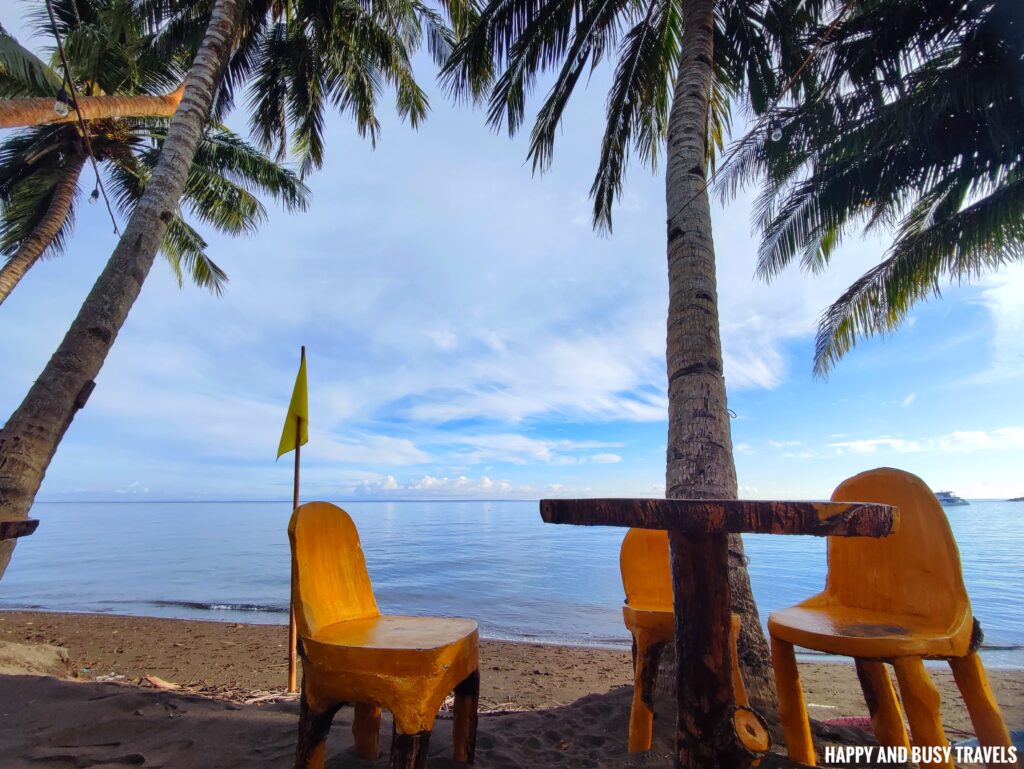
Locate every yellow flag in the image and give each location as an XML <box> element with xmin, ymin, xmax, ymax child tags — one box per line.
<box><xmin>277</xmin><ymin>348</ymin><xmax>308</xmax><ymax>459</ymax></box>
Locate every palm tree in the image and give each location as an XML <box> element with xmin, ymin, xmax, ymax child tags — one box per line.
<box><xmin>0</xmin><ymin>2</ymin><xmax>308</xmax><ymax>304</ymax></box>
<box><xmin>0</xmin><ymin>0</ymin><xmax>463</xmax><ymax>578</ymax></box>
<box><xmin>0</xmin><ymin>0</ymin><xmax>246</xmax><ymax>579</ymax></box>
<box><xmin>0</xmin><ymin>120</ymin><xmax>309</xmax><ymax>302</ymax></box>
<box><xmin>720</xmin><ymin>0</ymin><xmax>1023</xmax><ymax>375</ymax></box>
<box><xmin>0</xmin><ymin>121</ymin><xmax>309</xmax><ymax>304</ymax></box>
<box><xmin>443</xmin><ymin>0</ymin><xmax>826</xmax><ymax>732</ymax></box>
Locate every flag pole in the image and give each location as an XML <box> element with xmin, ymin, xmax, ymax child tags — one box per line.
<box><xmin>287</xmin><ymin>345</ymin><xmax>304</xmax><ymax>693</ymax></box>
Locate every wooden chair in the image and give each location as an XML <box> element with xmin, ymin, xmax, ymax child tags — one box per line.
<box><xmin>620</xmin><ymin>528</ymin><xmax>749</xmax><ymax>752</ymax></box>
<box><xmin>769</xmin><ymin>468</ymin><xmax>1015</xmax><ymax>768</ymax></box>
<box><xmin>289</xmin><ymin>501</ymin><xmax>480</xmax><ymax>769</ymax></box>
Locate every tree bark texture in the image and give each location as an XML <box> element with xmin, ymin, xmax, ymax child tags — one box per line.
<box><xmin>0</xmin><ymin>85</ymin><xmax>185</xmax><ymax>130</ymax></box>
<box><xmin>0</xmin><ymin>151</ymin><xmax>87</xmax><ymax>305</ymax></box>
<box><xmin>664</xmin><ymin>0</ymin><xmax>777</xmax><ymax>721</ymax></box>
<box><xmin>0</xmin><ymin>0</ymin><xmax>243</xmax><ymax>580</ymax></box>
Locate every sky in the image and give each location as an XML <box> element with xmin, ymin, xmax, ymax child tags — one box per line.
<box><xmin>0</xmin><ymin>6</ymin><xmax>1021</xmax><ymax>502</ymax></box>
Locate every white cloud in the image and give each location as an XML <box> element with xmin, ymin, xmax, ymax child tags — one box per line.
<box><xmin>903</xmin><ymin>393</ymin><xmax>917</xmax><ymax>407</ymax></box>
<box><xmin>444</xmin><ymin>433</ymin><xmax>622</xmax><ymax>465</ymax></box>
<box><xmin>353</xmin><ymin>474</ymin><xmax>518</xmax><ymax>497</ymax></box>
<box><xmin>828</xmin><ymin>427</ymin><xmax>1024</xmax><ymax>456</ymax></box>
<box><xmin>589</xmin><ymin>453</ymin><xmax>622</xmax><ymax>464</ymax></box>
<box><xmin>975</xmin><ymin>264</ymin><xmax>1024</xmax><ymax>381</ymax></box>
<box><xmin>829</xmin><ymin>437</ymin><xmax>923</xmax><ymax>454</ymax></box>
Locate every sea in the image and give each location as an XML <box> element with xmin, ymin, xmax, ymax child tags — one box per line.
<box><xmin>2</xmin><ymin>499</ymin><xmax>1022</xmax><ymax>667</ymax></box>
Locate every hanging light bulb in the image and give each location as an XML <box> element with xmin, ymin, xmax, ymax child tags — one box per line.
<box><xmin>53</xmin><ymin>88</ymin><xmax>71</xmax><ymax>117</ymax></box>
<box><xmin>770</xmin><ymin>118</ymin><xmax>784</xmax><ymax>143</ymax></box>
<box><xmin>89</xmin><ymin>186</ymin><xmax>100</xmax><ymax>205</ymax></box>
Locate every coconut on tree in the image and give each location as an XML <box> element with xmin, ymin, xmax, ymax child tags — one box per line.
<box><xmin>0</xmin><ymin>1</ymin><xmax>309</xmax><ymax>304</ymax></box>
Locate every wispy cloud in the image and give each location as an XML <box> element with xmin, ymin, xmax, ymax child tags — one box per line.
<box><xmin>828</xmin><ymin>427</ymin><xmax>1024</xmax><ymax>455</ymax></box>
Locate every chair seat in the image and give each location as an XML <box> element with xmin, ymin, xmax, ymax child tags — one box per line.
<box><xmin>769</xmin><ymin>603</ymin><xmax>973</xmax><ymax>659</ymax></box>
<box><xmin>303</xmin><ymin>615</ymin><xmax>479</xmax><ymax>678</ymax></box>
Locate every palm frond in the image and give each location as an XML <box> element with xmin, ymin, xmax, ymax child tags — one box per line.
<box><xmin>0</xmin><ymin>161</ymin><xmax>81</xmax><ymax>259</ymax></box>
<box><xmin>814</xmin><ymin>174</ymin><xmax>1024</xmax><ymax>376</ymax></box>
<box><xmin>590</xmin><ymin>0</ymin><xmax>674</xmax><ymax>231</ymax></box>
<box><xmin>0</xmin><ymin>23</ymin><xmax>63</xmax><ymax>97</ymax></box>
<box><xmin>160</xmin><ymin>213</ymin><xmax>228</xmax><ymax>294</ymax></box>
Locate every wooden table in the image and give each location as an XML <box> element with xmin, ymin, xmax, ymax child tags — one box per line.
<box><xmin>539</xmin><ymin>498</ymin><xmax>897</xmax><ymax>769</ymax></box>
<box><xmin>0</xmin><ymin>518</ymin><xmax>38</xmax><ymax>541</ymax></box>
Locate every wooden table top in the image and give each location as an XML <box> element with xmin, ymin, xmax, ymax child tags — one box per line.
<box><xmin>0</xmin><ymin>518</ymin><xmax>39</xmax><ymax>541</ymax></box>
<box><xmin>539</xmin><ymin>498</ymin><xmax>897</xmax><ymax>538</ymax></box>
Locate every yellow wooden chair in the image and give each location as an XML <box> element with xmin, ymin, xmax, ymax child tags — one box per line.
<box><xmin>769</xmin><ymin>468</ymin><xmax>1015</xmax><ymax>768</ymax></box>
<box><xmin>289</xmin><ymin>501</ymin><xmax>480</xmax><ymax>769</ymax></box>
<box><xmin>620</xmin><ymin>528</ymin><xmax>748</xmax><ymax>752</ymax></box>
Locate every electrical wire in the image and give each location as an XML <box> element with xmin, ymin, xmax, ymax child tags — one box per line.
<box><xmin>44</xmin><ymin>0</ymin><xmax>121</xmax><ymax>236</ymax></box>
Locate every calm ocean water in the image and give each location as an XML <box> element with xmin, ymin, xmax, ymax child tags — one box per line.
<box><xmin>2</xmin><ymin>499</ymin><xmax>1021</xmax><ymax>666</ymax></box>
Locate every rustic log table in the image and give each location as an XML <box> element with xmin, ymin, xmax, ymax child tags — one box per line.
<box><xmin>539</xmin><ymin>498</ymin><xmax>898</xmax><ymax>769</ymax></box>
<box><xmin>0</xmin><ymin>518</ymin><xmax>38</xmax><ymax>541</ymax></box>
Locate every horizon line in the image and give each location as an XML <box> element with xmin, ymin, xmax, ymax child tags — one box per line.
<box><xmin>35</xmin><ymin>496</ymin><xmax>1018</xmax><ymax>504</ymax></box>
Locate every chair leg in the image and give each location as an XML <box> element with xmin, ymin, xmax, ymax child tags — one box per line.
<box><xmin>770</xmin><ymin>636</ymin><xmax>815</xmax><ymax>765</ymax></box>
<box><xmin>627</xmin><ymin>637</ymin><xmax>665</xmax><ymax>752</ymax></box>
<box><xmin>855</xmin><ymin>659</ymin><xmax>910</xmax><ymax>749</ymax></box>
<box><xmin>353</xmin><ymin>702</ymin><xmax>382</xmax><ymax>760</ymax></box>
<box><xmin>892</xmin><ymin>657</ymin><xmax>953</xmax><ymax>769</ymax></box>
<box><xmin>949</xmin><ymin>653</ymin><xmax>1017</xmax><ymax>768</ymax></box>
<box><xmin>390</xmin><ymin>727</ymin><xmax>431</xmax><ymax>769</ymax></box>
<box><xmin>293</xmin><ymin>686</ymin><xmax>339</xmax><ymax>769</ymax></box>
<box><xmin>453</xmin><ymin>670</ymin><xmax>480</xmax><ymax>763</ymax></box>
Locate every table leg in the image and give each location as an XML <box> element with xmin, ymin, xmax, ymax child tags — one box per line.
<box><xmin>669</xmin><ymin>531</ymin><xmax>752</xmax><ymax>769</ymax></box>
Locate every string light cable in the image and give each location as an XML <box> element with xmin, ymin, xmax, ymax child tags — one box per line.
<box><xmin>44</xmin><ymin>0</ymin><xmax>121</xmax><ymax>236</ymax></box>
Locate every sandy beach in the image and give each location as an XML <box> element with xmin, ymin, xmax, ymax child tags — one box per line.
<box><xmin>1</xmin><ymin>611</ymin><xmax>1022</xmax><ymax>768</ymax></box>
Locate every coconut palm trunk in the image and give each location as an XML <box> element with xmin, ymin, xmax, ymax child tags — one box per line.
<box><xmin>0</xmin><ymin>152</ymin><xmax>86</xmax><ymax>304</ymax></box>
<box><xmin>0</xmin><ymin>0</ymin><xmax>243</xmax><ymax>579</ymax></box>
<box><xmin>663</xmin><ymin>0</ymin><xmax>777</xmax><ymax>719</ymax></box>
<box><xmin>0</xmin><ymin>86</ymin><xmax>185</xmax><ymax>130</ymax></box>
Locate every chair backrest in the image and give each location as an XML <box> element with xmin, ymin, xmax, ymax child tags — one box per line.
<box><xmin>822</xmin><ymin>467</ymin><xmax>970</xmax><ymax>622</ymax></box>
<box><xmin>620</xmin><ymin>528</ymin><xmax>674</xmax><ymax>611</ymax></box>
<box><xmin>288</xmin><ymin>501</ymin><xmax>380</xmax><ymax>638</ymax></box>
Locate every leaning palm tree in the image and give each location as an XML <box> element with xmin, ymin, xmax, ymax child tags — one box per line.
<box><xmin>0</xmin><ymin>1</ymin><xmax>308</xmax><ymax>304</ymax></box>
<box><xmin>720</xmin><ymin>0</ymin><xmax>1023</xmax><ymax>375</ymax></box>
<box><xmin>444</xmin><ymin>0</ymin><xmax>827</xmax><ymax>738</ymax></box>
<box><xmin>0</xmin><ymin>0</ymin><xmax>464</xmax><ymax>580</ymax></box>
<box><xmin>0</xmin><ymin>0</ymin><xmax>246</xmax><ymax>578</ymax></box>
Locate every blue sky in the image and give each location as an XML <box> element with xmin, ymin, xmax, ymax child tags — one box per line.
<box><xmin>1</xmin><ymin>6</ymin><xmax>1022</xmax><ymax>502</ymax></box>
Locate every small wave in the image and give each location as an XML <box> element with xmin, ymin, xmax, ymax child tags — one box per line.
<box><xmin>143</xmin><ymin>600</ymin><xmax>288</xmax><ymax>614</ymax></box>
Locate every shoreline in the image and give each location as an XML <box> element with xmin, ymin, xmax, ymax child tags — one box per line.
<box><xmin>5</xmin><ymin>607</ymin><xmax>1022</xmax><ymax>669</ymax></box>
<box><xmin>3</xmin><ymin>609</ymin><xmax>1023</xmax><ymax>732</ymax></box>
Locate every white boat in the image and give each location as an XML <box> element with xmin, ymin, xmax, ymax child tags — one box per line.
<box><xmin>935</xmin><ymin>490</ymin><xmax>970</xmax><ymax>506</ymax></box>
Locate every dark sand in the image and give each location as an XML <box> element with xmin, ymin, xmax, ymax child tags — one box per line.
<box><xmin>1</xmin><ymin>611</ymin><xmax>1022</xmax><ymax>768</ymax></box>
